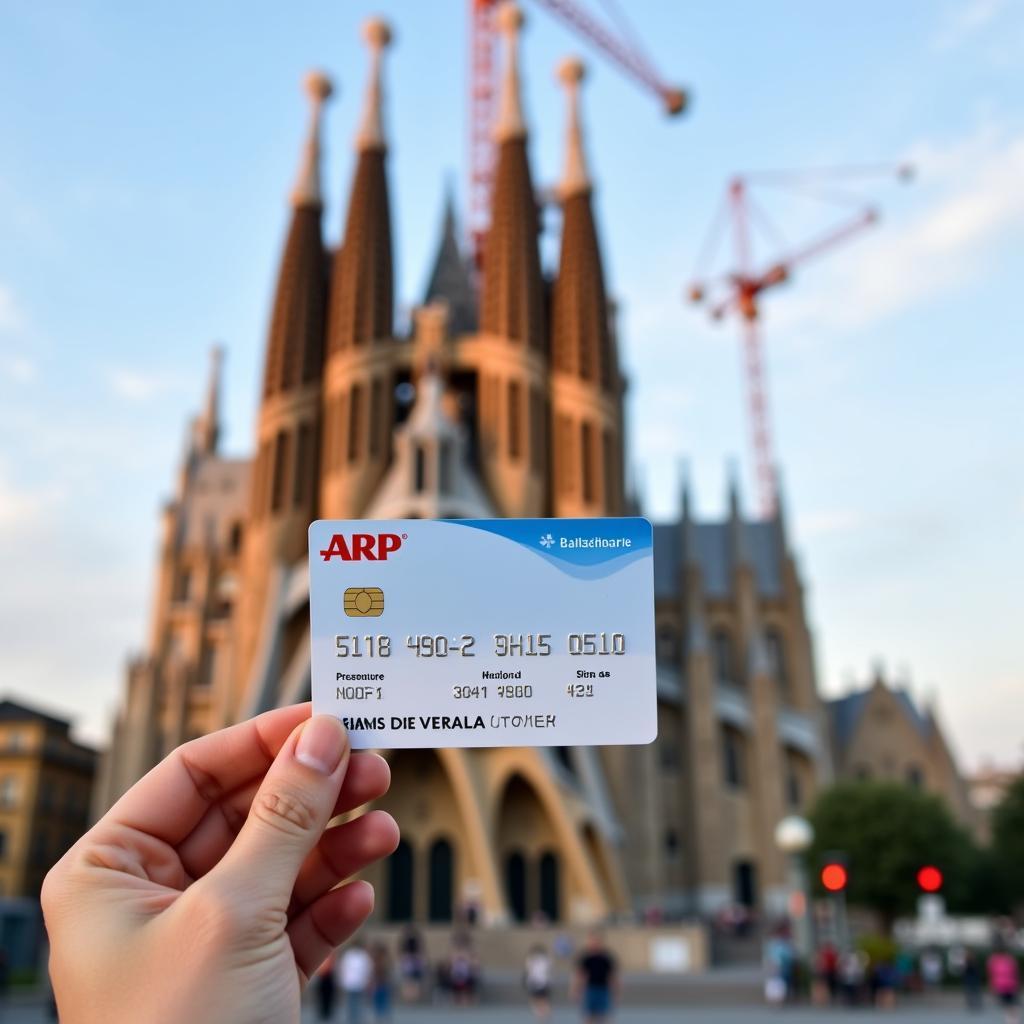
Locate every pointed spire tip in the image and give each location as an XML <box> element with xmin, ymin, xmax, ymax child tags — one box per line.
<box><xmin>356</xmin><ymin>16</ymin><xmax>393</xmax><ymax>152</ymax></box>
<box><xmin>557</xmin><ymin>54</ymin><xmax>591</xmax><ymax>197</ymax></box>
<box><xmin>291</xmin><ymin>69</ymin><xmax>333</xmax><ymax>208</ymax></box>
<box><xmin>494</xmin><ymin>2</ymin><xmax>526</xmax><ymax>142</ymax></box>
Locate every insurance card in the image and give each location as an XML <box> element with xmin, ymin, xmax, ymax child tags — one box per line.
<box><xmin>308</xmin><ymin>518</ymin><xmax>656</xmax><ymax>748</ymax></box>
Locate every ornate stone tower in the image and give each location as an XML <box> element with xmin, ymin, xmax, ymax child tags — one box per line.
<box><xmin>320</xmin><ymin>19</ymin><xmax>396</xmax><ymax>519</ymax></box>
<box><xmin>550</xmin><ymin>58</ymin><xmax>624</xmax><ymax>517</ymax></box>
<box><xmin>232</xmin><ymin>72</ymin><xmax>332</xmax><ymax>718</ymax></box>
<box><xmin>470</xmin><ymin>4</ymin><xmax>548</xmax><ymax>517</ymax></box>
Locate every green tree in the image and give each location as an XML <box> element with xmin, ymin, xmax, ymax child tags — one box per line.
<box><xmin>992</xmin><ymin>773</ymin><xmax>1024</xmax><ymax>910</ymax></box>
<box><xmin>806</xmin><ymin>781</ymin><xmax>974</xmax><ymax>930</ymax></box>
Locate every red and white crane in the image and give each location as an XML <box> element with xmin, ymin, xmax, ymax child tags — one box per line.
<box><xmin>688</xmin><ymin>164</ymin><xmax>913</xmax><ymax>517</ymax></box>
<box><xmin>468</xmin><ymin>0</ymin><xmax>687</xmax><ymax>259</ymax></box>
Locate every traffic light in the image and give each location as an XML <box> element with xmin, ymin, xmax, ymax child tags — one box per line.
<box><xmin>820</xmin><ymin>860</ymin><xmax>848</xmax><ymax>893</ymax></box>
<box><xmin>917</xmin><ymin>865</ymin><xmax>943</xmax><ymax>893</ymax></box>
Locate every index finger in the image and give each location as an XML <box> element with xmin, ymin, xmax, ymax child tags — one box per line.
<box><xmin>101</xmin><ymin>703</ymin><xmax>313</xmax><ymax>846</ymax></box>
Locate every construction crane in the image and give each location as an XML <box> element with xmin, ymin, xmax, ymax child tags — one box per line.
<box><xmin>687</xmin><ymin>163</ymin><xmax>913</xmax><ymax>517</ymax></box>
<box><xmin>469</xmin><ymin>0</ymin><xmax>687</xmax><ymax>259</ymax></box>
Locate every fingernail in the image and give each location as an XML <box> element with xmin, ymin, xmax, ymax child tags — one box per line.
<box><xmin>295</xmin><ymin>715</ymin><xmax>348</xmax><ymax>775</ymax></box>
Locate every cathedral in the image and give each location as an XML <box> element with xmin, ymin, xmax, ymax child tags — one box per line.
<box><xmin>95</xmin><ymin>7</ymin><xmax>832</xmax><ymax>924</ymax></box>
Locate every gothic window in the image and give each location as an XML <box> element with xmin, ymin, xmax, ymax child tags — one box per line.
<box><xmin>293</xmin><ymin>422</ymin><xmax>312</xmax><ymax>508</ymax></box>
<box><xmin>439</xmin><ymin>441</ymin><xmax>453</xmax><ymax>493</ymax></box>
<box><xmin>387</xmin><ymin>840</ymin><xmax>414</xmax><ymax>922</ymax></box>
<box><xmin>722</xmin><ymin>726</ymin><xmax>745</xmax><ymax>789</ymax></box>
<box><xmin>414</xmin><ymin>444</ymin><xmax>427</xmax><ymax>494</ymax></box>
<box><xmin>657</xmin><ymin>624</ymin><xmax>678</xmax><ymax>662</ymax></box>
<box><xmin>270</xmin><ymin>429</ymin><xmax>289</xmax><ymax>513</ymax></box>
<box><xmin>369</xmin><ymin>377</ymin><xmax>384</xmax><ymax>458</ymax></box>
<box><xmin>505</xmin><ymin>850</ymin><xmax>527</xmax><ymax>922</ymax></box>
<box><xmin>765</xmin><ymin>627</ymin><xmax>789</xmax><ymax>701</ymax></box>
<box><xmin>173</xmin><ymin>569</ymin><xmax>192</xmax><ymax>603</ymax></box>
<box><xmin>581</xmin><ymin>421</ymin><xmax>596</xmax><ymax>504</ymax></box>
<box><xmin>713</xmin><ymin>628</ymin><xmax>737</xmax><ymax>686</ymax></box>
<box><xmin>906</xmin><ymin>764</ymin><xmax>923</xmax><ymax>789</ymax></box>
<box><xmin>785</xmin><ymin>751</ymin><xmax>802</xmax><ymax>807</ymax></box>
<box><xmin>228</xmin><ymin>522</ymin><xmax>243</xmax><ymax>555</ymax></box>
<box><xmin>428</xmin><ymin>838</ymin><xmax>454</xmax><ymax>922</ymax></box>
<box><xmin>556</xmin><ymin>415</ymin><xmax>574</xmax><ymax>495</ymax></box>
<box><xmin>507</xmin><ymin>379</ymin><xmax>522</xmax><ymax>459</ymax></box>
<box><xmin>665</xmin><ymin>829</ymin><xmax>680</xmax><ymax>861</ymax></box>
<box><xmin>348</xmin><ymin>384</ymin><xmax>364</xmax><ymax>463</ymax></box>
<box><xmin>538</xmin><ymin>851</ymin><xmax>560</xmax><ymax>922</ymax></box>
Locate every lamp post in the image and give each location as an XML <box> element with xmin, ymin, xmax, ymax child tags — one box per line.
<box><xmin>775</xmin><ymin>815</ymin><xmax>814</xmax><ymax>962</ymax></box>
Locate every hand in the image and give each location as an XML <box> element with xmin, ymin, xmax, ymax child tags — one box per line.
<box><xmin>42</xmin><ymin>704</ymin><xmax>399</xmax><ymax>1024</ymax></box>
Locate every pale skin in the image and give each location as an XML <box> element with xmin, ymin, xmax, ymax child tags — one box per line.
<box><xmin>42</xmin><ymin>704</ymin><xmax>400</xmax><ymax>1024</ymax></box>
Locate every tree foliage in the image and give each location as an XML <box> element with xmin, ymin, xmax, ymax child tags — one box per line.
<box><xmin>806</xmin><ymin>781</ymin><xmax>974</xmax><ymax>926</ymax></box>
<box><xmin>992</xmin><ymin>773</ymin><xmax>1024</xmax><ymax>909</ymax></box>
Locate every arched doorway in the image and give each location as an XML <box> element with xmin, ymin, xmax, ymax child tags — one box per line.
<box><xmin>538</xmin><ymin>850</ymin><xmax>560</xmax><ymax>922</ymax></box>
<box><xmin>387</xmin><ymin>840</ymin><xmax>414</xmax><ymax>921</ymax></box>
<box><xmin>505</xmin><ymin>850</ymin><xmax>528</xmax><ymax>922</ymax></box>
<box><xmin>428</xmin><ymin>837</ymin><xmax>455</xmax><ymax>922</ymax></box>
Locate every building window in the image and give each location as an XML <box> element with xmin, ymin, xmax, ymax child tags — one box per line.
<box><xmin>556</xmin><ymin>415</ymin><xmax>574</xmax><ymax>495</ymax></box>
<box><xmin>656</xmin><ymin>624</ymin><xmax>677</xmax><ymax>662</ymax></box>
<box><xmin>665</xmin><ymin>829</ymin><xmax>680</xmax><ymax>861</ymax></box>
<box><xmin>785</xmin><ymin>755</ymin><xmax>802</xmax><ymax>808</ymax></box>
<box><xmin>721</xmin><ymin>726</ymin><xmax>745</xmax><ymax>789</ymax></box>
<box><xmin>438</xmin><ymin>441</ymin><xmax>453</xmax><ymax>493</ymax></box>
<box><xmin>0</xmin><ymin>777</ymin><xmax>16</xmax><ymax>809</ymax></box>
<box><xmin>765</xmin><ymin>627</ymin><xmax>789</xmax><ymax>701</ymax></box>
<box><xmin>906</xmin><ymin>764</ymin><xmax>923</xmax><ymax>789</ymax></box>
<box><xmin>293</xmin><ymin>421</ymin><xmax>312</xmax><ymax>508</ymax></box>
<box><xmin>348</xmin><ymin>383</ymin><xmax>364</xmax><ymax>463</ymax></box>
<box><xmin>428</xmin><ymin>838</ymin><xmax>454</xmax><ymax>923</ymax></box>
<box><xmin>369</xmin><ymin>377</ymin><xmax>384</xmax><ymax>458</ymax></box>
<box><xmin>538</xmin><ymin>850</ymin><xmax>560</xmax><ymax>923</ymax></box>
<box><xmin>507</xmin><ymin>379</ymin><xmax>522</xmax><ymax>460</ymax></box>
<box><xmin>713</xmin><ymin>628</ymin><xmax>736</xmax><ymax>686</ymax></box>
<box><xmin>173</xmin><ymin>569</ymin><xmax>191</xmax><ymax>603</ymax></box>
<box><xmin>505</xmin><ymin>850</ymin><xmax>528</xmax><ymax>922</ymax></box>
<box><xmin>414</xmin><ymin>444</ymin><xmax>427</xmax><ymax>493</ymax></box>
<box><xmin>660</xmin><ymin>741</ymin><xmax>681</xmax><ymax>772</ymax></box>
<box><xmin>270</xmin><ymin>429</ymin><xmax>289</xmax><ymax>513</ymax></box>
<box><xmin>0</xmin><ymin>830</ymin><xmax>7</xmax><ymax>860</ymax></box>
<box><xmin>228</xmin><ymin>522</ymin><xmax>243</xmax><ymax>555</ymax></box>
<box><xmin>854</xmin><ymin>764</ymin><xmax>872</xmax><ymax>781</ymax></box>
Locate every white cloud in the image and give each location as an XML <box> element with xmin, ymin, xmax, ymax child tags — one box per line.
<box><xmin>932</xmin><ymin>0</ymin><xmax>1007</xmax><ymax>50</ymax></box>
<box><xmin>0</xmin><ymin>283</ymin><xmax>24</xmax><ymax>334</ymax></box>
<box><xmin>767</xmin><ymin>124</ymin><xmax>1024</xmax><ymax>337</ymax></box>
<box><xmin>107</xmin><ymin>367</ymin><xmax>167</xmax><ymax>401</ymax></box>
<box><xmin>0</xmin><ymin>354</ymin><xmax>35</xmax><ymax>383</ymax></box>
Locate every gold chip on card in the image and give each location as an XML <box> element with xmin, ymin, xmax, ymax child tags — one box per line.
<box><xmin>344</xmin><ymin>587</ymin><xmax>384</xmax><ymax>617</ymax></box>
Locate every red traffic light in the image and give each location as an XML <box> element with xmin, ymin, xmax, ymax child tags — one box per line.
<box><xmin>917</xmin><ymin>865</ymin><xmax>943</xmax><ymax>893</ymax></box>
<box><xmin>821</xmin><ymin>863</ymin><xmax>848</xmax><ymax>892</ymax></box>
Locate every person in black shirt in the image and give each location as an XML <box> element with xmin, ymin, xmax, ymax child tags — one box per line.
<box><xmin>573</xmin><ymin>930</ymin><xmax>619</xmax><ymax>1021</ymax></box>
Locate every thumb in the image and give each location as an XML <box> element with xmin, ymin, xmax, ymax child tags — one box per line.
<box><xmin>212</xmin><ymin>714</ymin><xmax>350</xmax><ymax>908</ymax></box>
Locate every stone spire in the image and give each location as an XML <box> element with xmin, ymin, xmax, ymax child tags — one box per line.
<box><xmin>262</xmin><ymin>73</ymin><xmax>331</xmax><ymax>398</ymax></box>
<box><xmin>195</xmin><ymin>344</ymin><xmax>223</xmax><ymax>455</ymax></box>
<box><xmin>290</xmin><ymin>71</ymin><xmax>333</xmax><ymax>208</ymax></box>
<box><xmin>551</xmin><ymin>56</ymin><xmax>613</xmax><ymax>390</ymax></box>
<box><xmin>480</xmin><ymin>2</ymin><xmax>543</xmax><ymax>349</ymax></box>
<box><xmin>326</xmin><ymin>17</ymin><xmax>395</xmax><ymax>352</ymax></box>
<box><xmin>355</xmin><ymin>17</ymin><xmax>391</xmax><ymax>152</ymax></box>
<box><xmin>494</xmin><ymin>2</ymin><xmax>526</xmax><ymax>141</ymax></box>
<box><xmin>424</xmin><ymin>186</ymin><xmax>478</xmax><ymax>335</ymax></box>
<box><xmin>557</xmin><ymin>57</ymin><xmax>590</xmax><ymax>197</ymax></box>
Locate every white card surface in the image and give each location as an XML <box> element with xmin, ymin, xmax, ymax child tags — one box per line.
<box><xmin>308</xmin><ymin>518</ymin><xmax>656</xmax><ymax>749</ymax></box>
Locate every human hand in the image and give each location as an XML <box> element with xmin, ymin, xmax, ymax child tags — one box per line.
<box><xmin>42</xmin><ymin>704</ymin><xmax>399</xmax><ymax>1024</ymax></box>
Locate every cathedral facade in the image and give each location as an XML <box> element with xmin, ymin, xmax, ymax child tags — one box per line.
<box><xmin>95</xmin><ymin>9</ymin><xmax>831</xmax><ymax>924</ymax></box>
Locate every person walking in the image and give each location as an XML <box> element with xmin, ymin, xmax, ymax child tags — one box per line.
<box><xmin>314</xmin><ymin>953</ymin><xmax>337</xmax><ymax>1020</ymax></box>
<box><xmin>988</xmin><ymin>946</ymin><xmax>1021</xmax><ymax>1024</ymax></box>
<box><xmin>572</xmin><ymin>930</ymin><xmax>618</xmax><ymax>1023</ymax></box>
<box><xmin>963</xmin><ymin>949</ymin><xmax>984</xmax><ymax>1011</ymax></box>
<box><xmin>524</xmin><ymin>943</ymin><xmax>554</xmax><ymax>1021</ymax></box>
<box><xmin>337</xmin><ymin>939</ymin><xmax>374</xmax><ymax>1024</ymax></box>
<box><xmin>370</xmin><ymin>942</ymin><xmax>393</xmax><ymax>1022</ymax></box>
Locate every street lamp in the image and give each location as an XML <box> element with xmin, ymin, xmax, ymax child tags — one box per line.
<box><xmin>775</xmin><ymin>815</ymin><xmax>814</xmax><ymax>962</ymax></box>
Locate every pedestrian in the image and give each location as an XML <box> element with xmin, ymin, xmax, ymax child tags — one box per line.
<box><xmin>813</xmin><ymin>942</ymin><xmax>839</xmax><ymax>1004</ymax></box>
<box><xmin>963</xmin><ymin>949</ymin><xmax>984</xmax><ymax>1011</ymax></box>
<box><xmin>572</xmin><ymin>929</ymin><xmax>618</xmax><ymax>1023</ymax></box>
<box><xmin>336</xmin><ymin>939</ymin><xmax>374</xmax><ymax>1024</ymax></box>
<box><xmin>988</xmin><ymin>945</ymin><xmax>1021</xmax><ymax>1024</ymax></box>
<box><xmin>764</xmin><ymin>926</ymin><xmax>795</xmax><ymax>1003</ymax></box>
<box><xmin>524</xmin><ymin>943</ymin><xmax>554</xmax><ymax>1020</ymax></box>
<box><xmin>839</xmin><ymin>948</ymin><xmax>866</xmax><ymax>1005</ymax></box>
<box><xmin>39</xmin><ymin>707</ymin><xmax>399</xmax><ymax>1024</ymax></box>
<box><xmin>448</xmin><ymin>932</ymin><xmax>479</xmax><ymax>1005</ymax></box>
<box><xmin>370</xmin><ymin>941</ymin><xmax>393</xmax><ymax>1022</ymax></box>
<box><xmin>314</xmin><ymin>953</ymin><xmax>337</xmax><ymax>1020</ymax></box>
<box><xmin>398</xmin><ymin>924</ymin><xmax>426</xmax><ymax>1002</ymax></box>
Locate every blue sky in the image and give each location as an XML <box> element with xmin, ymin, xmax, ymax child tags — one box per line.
<box><xmin>0</xmin><ymin>1</ymin><xmax>1021</xmax><ymax>769</ymax></box>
